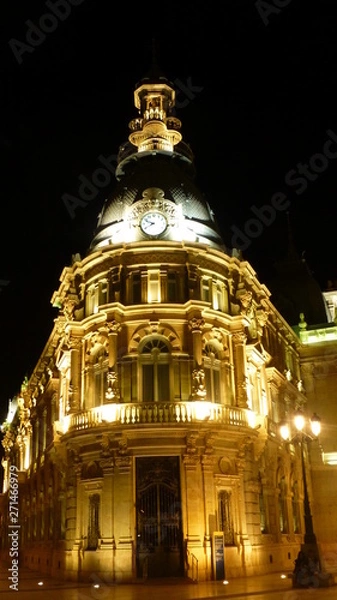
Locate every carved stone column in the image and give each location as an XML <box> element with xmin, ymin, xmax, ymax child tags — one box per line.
<box><xmin>113</xmin><ymin>434</ymin><xmax>133</xmax><ymax>581</ymax></box>
<box><xmin>99</xmin><ymin>434</ymin><xmax>115</xmax><ymax>546</ymax></box>
<box><xmin>232</xmin><ymin>331</ymin><xmax>248</xmax><ymax>408</ymax></box>
<box><xmin>201</xmin><ymin>433</ymin><xmax>217</xmax><ymax>576</ymax></box>
<box><xmin>188</xmin><ymin>316</ymin><xmax>205</xmax><ymax>366</ymax></box>
<box><xmin>106</xmin><ymin>320</ymin><xmax>122</xmax><ymax>401</ymax></box>
<box><xmin>183</xmin><ymin>432</ymin><xmax>202</xmax><ymax>550</ymax></box>
<box><xmin>188</xmin><ymin>317</ymin><xmax>207</xmax><ymax>399</ymax></box>
<box><xmin>65</xmin><ymin>449</ymin><xmax>80</xmax><ymax>547</ymax></box>
<box><xmin>107</xmin><ymin>320</ymin><xmax>122</xmax><ymax>369</ymax></box>
<box><xmin>68</xmin><ymin>337</ymin><xmax>82</xmax><ymax>412</ymax></box>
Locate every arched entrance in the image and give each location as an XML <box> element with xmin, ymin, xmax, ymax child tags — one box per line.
<box><xmin>136</xmin><ymin>456</ymin><xmax>184</xmax><ymax>578</ymax></box>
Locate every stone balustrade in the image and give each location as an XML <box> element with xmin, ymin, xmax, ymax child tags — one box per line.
<box><xmin>61</xmin><ymin>401</ymin><xmax>250</xmax><ymax>433</ymax></box>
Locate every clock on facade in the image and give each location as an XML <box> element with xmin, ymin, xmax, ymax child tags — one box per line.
<box><xmin>140</xmin><ymin>211</ymin><xmax>167</xmax><ymax>236</ymax></box>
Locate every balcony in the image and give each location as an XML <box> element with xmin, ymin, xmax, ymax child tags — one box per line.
<box><xmin>56</xmin><ymin>402</ymin><xmax>251</xmax><ymax>434</ymax></box>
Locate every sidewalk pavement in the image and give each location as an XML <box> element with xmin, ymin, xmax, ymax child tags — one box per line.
<box><xmin>0</xmin><ymin>562</ymin><xmax>301</xmax><ymax>599</ymax></box>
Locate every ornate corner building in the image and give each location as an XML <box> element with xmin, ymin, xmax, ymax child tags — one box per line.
<box><xmin>1</xmin><ymin>68</ymin><xmax>337</xmax><ymax>583</ymax></box>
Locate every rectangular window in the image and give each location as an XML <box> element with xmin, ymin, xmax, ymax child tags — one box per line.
<box><xmin>174</xmin><ymin>359</ymin><xmax>191</xmax><ymax>401</ymax></box>
<box><xmin>143</xmin><ymin>364</ymin><xmax>154</xmax><ymax>401</ymax></box>
<box><xmin>122</xmin><ymin>362</ymin><xmax>131</xmax><ymax>402</ymax></box>
<box><xmin>148</xmin><ymin>270</ymin><xmax>161</xmax><ymax>303</ymax></box>
<box><xmin>213</xmin><ymin>370</ymin><xmax>220</xmax><ymax>402</ymax></box>
<box><xmin>167</xmin><ymin>272</ymin><xmax>177</xmax><ymax>302</ymax></box>
<box><xmin>204</xmin><ymin>365</ymin><xmax>220</xmax><ymax>402</ymax></box>
<box><xmin>95</xmin><ymin>369</ymin><xmax>107</xmax><ymax>406</ymax></box>
<box><xmin>86</xmin><ymin>286</ymin><xmax>98</xmax><ymax>315</ymax></box>
<box><xmin>132</xmin><ymin>273</ymin><xmax>141</xmax><ymax>304</ymax></box>
<box><xmin>122</xmin><ymin>360</ymin><xmax>138</xmax><ymax>403</ymax></box>
<box><xmin>213</xmin><ymin>282</ymin><xmax>223</xmax><ymax>311</ymax></box>
<box><xmin>201</xmin><ymin>278</ymin><xmax>211</xmax><ymax>302</ymax></box>
<box><xmin>99</xmin><ymin>280</ymin><xmax>108</xmax><ymax>305</ymax></box>
<box><xmin>157</xmin><ymin>364</ymin><xmax>170</xmax><ymax>401</ymax></box>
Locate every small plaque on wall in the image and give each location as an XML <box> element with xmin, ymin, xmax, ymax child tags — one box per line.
<box><xmin>212</xmin><ymin>531</ymin><xmax>225</xmax><ymax>580</ymax></box>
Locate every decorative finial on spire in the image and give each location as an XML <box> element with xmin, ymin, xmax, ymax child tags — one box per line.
<box><xmin>148</xmin><ymin>38</ymin><xmax>161</xmax><ymax>80</ymax></box>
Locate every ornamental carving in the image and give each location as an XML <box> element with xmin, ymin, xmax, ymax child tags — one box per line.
<box><xmin>238</xmin><ymin>291</ymin><xmax>253</xmax><ymax>316</ymax></box>
<box><xmin>218</xmin><ymin>457</ymin><xmax>236</xmax><ymax>475</ymax></box>
<box><xmin>62</xmin><ymin>298</ymin><xmax>78</xmax><ymax>321</ymax></box>
<box><xmin>66</xmin><ymin>336</ymin><xmax>82</xmax><ymax>351</ymax></box>
<box><xmin>232</xmin><ymin>332</ymin><xmax>247</xmax><ymax>345</ymax></box>
<box><xmin>186</xmin><ymin>431</ymin><xmax>199</xmax><ymax>455</ymax></box>
<box><xmin>191</xmin><ymin>368</ymin><xmax>207</xmax><ymax>399</ymax></box>
<box><xmin>105</xmin><ymin>369</ymin><xmax>120</xmax><ymax>401</ymax></box>
<box><xmin>204</xmin><ymin>432</ymin><xmax>216</xmax><ymax>454</ymax></box>
<box><xmin>100</xmin><ymin>434</ymin><xmax>113</xmax><ymax>458</ymax></box>
<box><xmin>106</xmin><ymin>319</ymin><xmax>122</xmax><ymax>334</ymax></box>
<box><xmin>188</xmin><ymin>317</ymin><xmax>205</xmax><ymax>332</ymax></box>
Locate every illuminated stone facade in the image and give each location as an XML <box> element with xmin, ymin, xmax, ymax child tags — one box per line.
<box><xmin>1</xmin><ymin>70</ymin><xmax>337</xmax><ymax>583</ymax></box>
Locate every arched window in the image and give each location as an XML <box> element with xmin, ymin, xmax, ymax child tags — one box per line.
<box><xmin>203</xmin><ymin>342</ymin><xmax>221</xmax><ymax>402</ymax></box>
<box><xmin>140</xmin><ymin>338</ymin><xmax>170</xmax><ymax>402</ymax></box>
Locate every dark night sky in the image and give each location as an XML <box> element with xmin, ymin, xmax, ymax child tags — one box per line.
<box><xmin>1</xmin><ymin>0</ymin><xmax>337</xmax><ymax>419</ymax></box>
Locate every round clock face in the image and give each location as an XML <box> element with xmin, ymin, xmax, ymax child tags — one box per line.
<box><xmin>140</xmin><ymin>212</ymin><xmax>167</xmax><ymax>236</ymax></box>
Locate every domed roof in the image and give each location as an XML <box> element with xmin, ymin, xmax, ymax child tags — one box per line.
<box><xmin>89</xmin><ymin>72</ymin><xmax>226</xmax><ymax>252</ymax></box>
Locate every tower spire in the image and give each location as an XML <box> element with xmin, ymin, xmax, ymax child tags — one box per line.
<box><xmin>151</xmin><ymin>38</ymin><xmax>160</xmax><ymax>77</ymax></box>
<box><xmin>128</xmin><ymin>69</ymin><xmax>182</xmax><ymax>153</ymax></box>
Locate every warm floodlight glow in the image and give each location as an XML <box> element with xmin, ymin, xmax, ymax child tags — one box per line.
<box><xmin>193</xmin><ymin>401</ymin><xmax>212</xmax><ymax>420</ymax></box>
<box><xmin>101</xmin><ymin>403</ymin><xmax>118</xmax><ymax>423</ymax></box>
<box><xmin>279</xmin><ymin>421</ymin><xmax>290</xmax><ymax>441</ymax></box>
<box><xmin>246</xmin><ymin>409</ymin><xmax>256</xmax><ymax>429</ymax></box>
<box><xmin>294</xmin><ymin>410</ymin><xmax>305</xmax><ymax>432</ymax></box>
<box><xmin>223</xmin><ymin>579</ymin><xmax>229</xmax><ymax>585</ymax></box>
<box><xmin>38</xmin><ymin>581</ymin><xmax>44</xmax><ymax>586</ymax></box>
<box><xmin>310</xmin><ymin>413</ymin><xmax>321</xmax><ymax>437</ymax></box>
<box><xmin>280</xmin><ymin>411</ymin><xmax>321</xmax><ymax>442</ymax></box>
<box><xmin>280</xmin><ymin>574</ymin><xmax>287</xmax><ymax>579</ymax></box>
<box><xmin>323</xmin><ymin>452</ymin><xmax>337</xmax><ymax>465</ymax></box>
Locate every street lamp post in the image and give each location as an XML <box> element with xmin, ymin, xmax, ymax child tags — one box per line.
<box><xmin>280</xmin><ymin>410</ymin><xmax>321</xmax><ymax>553</ymax></box>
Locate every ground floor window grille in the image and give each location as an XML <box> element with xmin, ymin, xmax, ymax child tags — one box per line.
<box><xmin>88</xmin><ymin>493</ymin><xmax>100</xmax><ymax>550</ymax></box>
<box><xmin>218</xmin><ymin>490</ymin><xmax>235</xmax><ymax>545</ymax></box>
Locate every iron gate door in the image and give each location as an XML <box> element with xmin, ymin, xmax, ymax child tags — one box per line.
<box><xmin>136</xmin><ymin>456</ymin><xmax>184</xmax><ymax>578</ymax></box>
